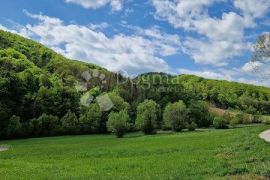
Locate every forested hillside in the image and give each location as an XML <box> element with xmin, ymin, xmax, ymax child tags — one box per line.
<box><xmin>1</xmin><ymin>30</ymin><xmax>270</xmax><ymax>139</ymax></box>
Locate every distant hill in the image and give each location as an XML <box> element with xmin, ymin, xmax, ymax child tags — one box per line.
<box><xmin>1</xmin><ymin>29</ymin><xmax>270</xmax><ymax>139</ymax></box>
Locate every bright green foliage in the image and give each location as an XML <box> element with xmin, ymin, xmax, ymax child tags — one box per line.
<box><xmin>135</xmin><ymin>100</ymin><xmax>159</xmax><ymax>134</ymax></box>
<box><xmin>61</xmin><ymin>111</ymin><xmax>80</xmax><ymax>134</ymax></box>
<box><xmin>108</xmin><ymin>92</ymin><xmax>130</xmax><ymax>112</ymax></box>
<box><xmin>80</xmin><ymin>103</ymin><xmax>102</xmax><ymax>133</ymax></box>
<box><xmin>107</xmin><ymin>110</ymin><xmax>130</xmax><ymax>138</ymax></box>
<box><xmin>163</xmin><ymin>101</ymin><xmax>188</xmax><ymax>132</ymax></box>
<box><xmin>213</xmin><ymin>117</ymin><xmax>228</xmax><ymax>129</ymax></box>
<box><xmin>2</xmin><ymin>29</ymin><xmax>270</xmax><ymax>139</ymax></box>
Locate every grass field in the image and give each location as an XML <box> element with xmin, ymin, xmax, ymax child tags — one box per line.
<box><xmin>1</xmin><ymin>125</ymin><xmax>270</xmax><ymax>179</ymax></box>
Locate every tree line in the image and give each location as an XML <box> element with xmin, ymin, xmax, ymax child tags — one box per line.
<box><xmin>1</xmin><ymin>30</ymin><xmax>270</xmax><ymax>139</ymax></box>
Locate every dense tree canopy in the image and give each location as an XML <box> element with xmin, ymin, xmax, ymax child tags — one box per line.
<box><xmin>1</xmin><ymin>30</ymin><xmax>270</xmax><ymax>139</ymax></box>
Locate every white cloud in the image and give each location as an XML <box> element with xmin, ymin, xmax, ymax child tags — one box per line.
<box><xmin>234</xmin><ymin>0</ymin><xmax>270</xmax><ymax>18</ymax></box>
<box><xmin>234</xmin><ymin>0</ymin><xmax>270</xmax><ymax>27</ymax></box>
<box><xmin>88</xmin><ymin>22</ymin><xmax>110</xmax><ymax>31</ymax></box>
<box><xmin>0</xmin><ymin>12</ymin><xmax>182</xmax><ymax>75</ymax></box>
<box><xmin>150</xmin><ymin>0</ymin><xmax>269</xmax><ymax>67</ymax></box>
<box><xmin>242</xmin><ymin>61</ymin><xmax>263</xmax><ymax>72</ymax></box>
<box><xmin>151</xmin><ymin>0</ymin><xmax>215</xmax><ymax>29</ymax></box>
<box><xmin>65</xmin><ymin>0</ymin><xmax>123</xmax><ymax>11</ymax></box>
<box><xmin>183</xmin><ymin>38</ymin><xmax>246</xmax><ymax>66</ymax></box>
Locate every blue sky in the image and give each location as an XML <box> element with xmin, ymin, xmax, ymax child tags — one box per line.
<box><xmin>0</xmin><ymin>0</ymin><xmax>270</xmax><ymax>86</ymax></box>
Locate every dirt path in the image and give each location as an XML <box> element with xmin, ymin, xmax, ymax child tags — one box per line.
<box><xmin>259</xmin><ymin>129</ymin><xmax>270</xmax><ymax>142</ymax></box>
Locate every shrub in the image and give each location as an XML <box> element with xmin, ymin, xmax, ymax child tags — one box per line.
<box><xmin>107</xmin><ymin>110</ymin><xmax>129</xmax><ymax>138</ymax></box>
<box><xmin>61</xmin><ymin>110</ymin><xmax>80</xmax><ymax>134</ymax></box>
<box><xmin>188</xmin><ymin>101</ymin><xmax>213</xmax><ymax>127</ymax></box>
<box><xmin>253</xmin><ymin>115</ymin><xmax>262</xmax><ymax>123</ymax></box>
<box><xmin>187</xmin><ymin>122</ymin><xmax>197</xmax><ymax>131</ymax></box>
<box><xmin>7</xmin><ymin>115</ymin><xmax>22</xmax><ymax>138</ymax></box>
<box><xmin>135</xmin><ymin>100</ymin><xmax>159</xmax><ymax>134</ymax></box>
<box><xmin>163</xmin><ymin>101</ymin><xmax>188</xmax><ymax>132</ymax></box>
<box><xmin>242</xmin><ymin>114</ymin><xmax>253</xmax><ymax>124</ymax></box>
<box><xmin>262</xmin><ymin>116</ymin><xmax>270</xmax><ymax>125</ymax></box>
<box><xmin>223</xmin><ymin>111</ymin><xmax>233</xmax><ymax>124</ymax></box>
<box><xmin>229</xmin><ymin>117</ymin><xmax>238</xmax><ymax>128</ymax></box>
<box><xmin>234</xmin><ymin>113</ymin><xmax>244</xmax><ymax>124</ymax></box>
<box><xmin>29</xmin><ymin>114</ymin><xmax>60</xmax><ymax>136</ymax></box>
<box><xmin>234</xmin><ymin>112</ymin><xmax>253</xmax><ymax>124</ymax></box>
<box><xmin>213</xmin><ymin>117</ymin><xmax>228</xmax><ymax>129</ymax></box>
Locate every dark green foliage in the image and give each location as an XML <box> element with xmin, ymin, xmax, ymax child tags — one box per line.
<box><xmin>135</xmin><ymin>100</ymin><xmax>159</xmax><ymax>134</ymax></box>
<box><xmin>213</xmin><ymin>117</ymin><xmax>228</xmax><ymax>129</ymax></box>
<box><xmin>61</xmin><ymin>111</ymin><xmax>80</xmax><ymax>134</ymax></box>
<box><xmin>163</xmin><ymin>101</ymin><xmax>188</xmax><ymax>132</ymax></box>
<box><xmin>1</xmin><ymin>30</ymin><xmax>270</xmax><ymax>139</ymax></box>
<box><xmin>188</xmin><ymin>101</ymin><xmax>213</xmax><ymax>127</ymax></box>
<box><xmin>7</xmin><ymin>115</ymin><xmax>22</xmax><ymax>138</ymax></box>
<box><xmin>29</xmin><ymin>114</ymin><xmax>60</xmax><ymax>136</ymax></box>
<box><xmin>107</xmin><ymin>110</ymin><xmax>129</xmax><ymax>138</ymax></box>
<box><xmin>187</xmin><ymin>122</ymin><xmax>197</xmax><ymax>131</ymax></box>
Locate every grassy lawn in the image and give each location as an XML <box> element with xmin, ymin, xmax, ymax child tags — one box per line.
<box><xmin>0</xmin><ymin>125</ymin><xmax>270</xmax><ymax>179</ymax></box>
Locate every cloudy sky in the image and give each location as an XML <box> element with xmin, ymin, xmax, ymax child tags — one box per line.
<box><xmin>1</xmin><ymin>0</ymin><xmax>270</xmax><ymax>86</ymax></box>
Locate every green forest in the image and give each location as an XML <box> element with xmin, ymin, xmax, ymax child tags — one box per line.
<box><xmin>1</xmin><ymin>29</ymin><xmax>270</xmax><ymax>139</ymax></box>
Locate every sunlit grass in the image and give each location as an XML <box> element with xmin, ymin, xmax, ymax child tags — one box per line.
<box><xmin>0</xmin><ymin>125</ymin><xmax>270</xmax><ymax>179</ymax></box>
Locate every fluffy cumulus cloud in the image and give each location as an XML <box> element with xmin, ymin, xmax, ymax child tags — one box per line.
<box><xmin>1</xmin><ymin>11</ymin><xmax>182</xmax><ymax>75</ymax></box>
<box><xmin>64</xmin><ymin>0</ymin><xmax>123</xmax><ymax>11</ymax></box>
<box><xmin>150</xmin><ymin>0</ymin><xmax>270</xmax><ymax>66</ymax></box>
<box><xmin>234</xmin><ymin>0</ymin><xmax>270</xmax><ymax>26</ymax></box>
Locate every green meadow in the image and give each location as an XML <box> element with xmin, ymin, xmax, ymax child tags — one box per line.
<box><xmin>0</xmin><ymin>125</ymin><xmax>270</xmax><ymax>180</ymax></box>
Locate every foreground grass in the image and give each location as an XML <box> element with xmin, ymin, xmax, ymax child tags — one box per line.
<box><xmin>0</xmin><ymin>125</ymin><xmax>270</xmax><ymax>179</ymax></box>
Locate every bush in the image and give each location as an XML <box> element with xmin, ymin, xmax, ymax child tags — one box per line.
<box><xmin>187</xmin><ymin>122</ymin><xmax>197</xmax><ymax>131</ymax></box>
<box><xmin>213</xmin><ymin>117</ymin><xmax>228</xmax><ymax>129</ymax></box>
<box><xmin>223</xmin><ymin>111</ymin><xmax>233</xmax><ymax>123</ymax></box>
<box><xmin>163</xmin><ymin>101</ymin><xmax>188</xmax><ymax>132</ymax></box>
<box><xmin>7</xmin><ymin>115</ymin><xmax>22</xmax><ymax>138</ymax></box>
<box><xmin>234</xmin><ymin>113</ymin><xmax>253</xmax><ymax>124</ymax></box>
<box><xmin>242</xmin><ymin>114</ymin><xmax>253</xmax><ymax>124</ymax></box>
<box><xmin>135</xmin><ymin>100</ymin><xmax>159</xmax><ymax>134</ymax></box>
<box><xmin>29</xmin><ymin>114</ymin><xmax>60</xmax><ymax>136</ymax></box>
<box><xmin>262</xmin><ymin>116</ymin><xmax>270</xmax><ymax>125</ymax></box>
<box><xmin>234</xmin><ymin>113</ymin><xmax>244</xmax><ymax>124</ymax></box>
<box><xmin>229</xmin><ymin>117</ymin><xmax>238</xmax><ymax>128</ymax></box>
<box><xmin>107</xmin><ymin>110</ymin><xmax>129</xmax><ymax>138</ymax></box>
<box><xmin>61</xmin><ymin>110</ymin><xmax>80</xmax><ymax>134</ymax></box>
<box><xmin>253</xmin><ymin>115</ymin><xmax>262</xmax><ymax>123</ymax></box>
<box><xmin>188</xmin><ymin>101</ymin><xmax>213</xmax><ymax>127</ymax></box>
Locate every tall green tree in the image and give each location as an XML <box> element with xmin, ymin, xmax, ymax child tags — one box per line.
<box><xmin>107</xmin><ymin>110</ymin><xmax>129</xmax><ymax>138</ymax></box>
<box><xmin>135</xmin><ymin>100</ymin><xmax>159</xmax><ymax>134</ymax></box>
<box><xmin>163</xmin><ymin>101</ymin><xmax>188</xmax><ymax>132</ymax></box>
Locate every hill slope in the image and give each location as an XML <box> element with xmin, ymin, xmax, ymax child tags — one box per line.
<box><xmin>1</xmin><ymin>30</ymin><xmax>270</xmax><ymax>138</ymax></box>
